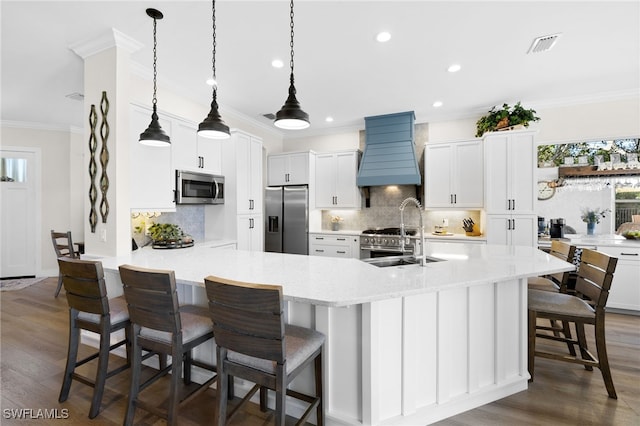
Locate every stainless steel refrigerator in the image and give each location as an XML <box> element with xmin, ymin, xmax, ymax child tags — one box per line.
<box><xmin>265</xmin><ymin>186</ymin><xmax>309</xmax><ymax>255</ymax></box>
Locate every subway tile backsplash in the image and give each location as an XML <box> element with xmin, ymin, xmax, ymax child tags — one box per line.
<box><xmin>321</xmin><ymin>185</ymin><xmax>481</xmax><ymax>233</ymax></box>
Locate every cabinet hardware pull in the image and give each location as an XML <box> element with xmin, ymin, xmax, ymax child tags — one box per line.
<box><xmin>337</xmin><ymin>251</ymin><xmax>346</xmax><ymax>254</ymax></box>
<box><xmin>316</xmin><ymin>237</ymin><xmax>324</xmax><ymax>240</ymax></box>
<box><xmin>316</xmin><ymin>249</ymin><xmax>324</xmax><ymax>253</ymax></box>
<box><xmin>450</xmin><ymin>194</ymin><xmax>453</xmax><ymax>204</ymax></box>
<box><xmin>512</xmin><ymin>219</ymin><xmax>515</xmax><ymax>230</ymax></box>
<box><xmin>621</xmin><ymin>253</ymin><xmax>639</xmax><ymax>256</ymax></box>
<box><xmin>512</xmin><ymin>199</ymin><xmax>516</xmax><ymax>210</ymax></box>
<box><xmin>337</xmin><ymin>238</ymin><xmax>346</xmax><ymax>241</ymax></box>
<box><xmin>249</xmin><ymin>218</ymin><xmax>254</xmax><ymax>229</ymax></box>
<box><xmin>454</xmin><ymin>194</ymin><xmax>457</xmax><ymax>204</ymax></box>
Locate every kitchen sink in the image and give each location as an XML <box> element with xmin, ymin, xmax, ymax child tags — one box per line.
<box><xmin>362</xmin><ymin>255</ymin><xmax>444</xmax><ymax>268</ymax></box>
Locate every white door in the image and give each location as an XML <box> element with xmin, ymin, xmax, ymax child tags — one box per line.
<box><xmin>1</xmin><ymin>149</ymin><xmax>37</xmax><ymax>277</ymax></box>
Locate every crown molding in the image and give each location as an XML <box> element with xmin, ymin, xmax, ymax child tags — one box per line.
<box><xmin>69</xmin><ymin>28</ymin><xmax>143</xmax><ymax>59</ymax></box>
<box><xmin>1</xmin><ymin>120</ymin><xmax>83</xmax><ymax>133</ymax></box>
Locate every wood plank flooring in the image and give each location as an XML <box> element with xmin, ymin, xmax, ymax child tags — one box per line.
<box><xmin>1</xmin><ymin>278</ymin><xmax>639</xmax><ymax>425</ymax></box>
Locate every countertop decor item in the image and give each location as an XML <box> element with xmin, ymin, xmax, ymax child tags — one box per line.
<box><xmin>475</xmin><ymin>102</ymin><xmax>540</xmax><ymax>137</ymax></box>
<box><xmin>148</xmin><ymin>223</ymin><xmax>194</xmax><ymax>249</ymax></box>
<box><xmin>139</xmin><ymin>8</ymin><xmax>171</xmax><ymax>146</ymax></box>
<box><xmin>581</xmin><ymin>207</ymin><xmax>610</xmax><ymax>235</ymax></box>
<box><xmin>330</xmin><ymin>215</ymin><xmax>343</xmax><ymax>231</ymax></box>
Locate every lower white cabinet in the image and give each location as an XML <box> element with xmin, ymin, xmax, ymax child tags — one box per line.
<box><xmin>237</xmin><ymin>214</ymin><xmax>263</xmax><ymax>251</ymax></box>
<box><xmin>309</xmin><ymin>233</ymin><xmax>360</xmax><ymax>258</ymax></box>
<box><xmin>485</xmin><ymin>215</ymin><xmax>537</xmax><ymax>246</ymax></box>
<box><xmin>597</xmin><ymin>245</ymin><xmax>640</xmax><ymax>312</ymax></box>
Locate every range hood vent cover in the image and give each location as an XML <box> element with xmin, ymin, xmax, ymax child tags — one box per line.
<box><xmin>527</xmin><ymin>33</ymin><xmax>561</xmax><ymax>54</ymax></box>
<box><xmin>357</xmin><ymin>111</ymin><xmax>421</xmax><ymax>187</ymax></box>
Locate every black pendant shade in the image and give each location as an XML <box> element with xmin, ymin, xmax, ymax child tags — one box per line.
<box><xmin>139</xmin><ymin>8</ymin><xmax>170</xmax><ymax>147</ymax></box>
<box><xmin>198</xmin><ymin>95</ymin><xmax>230</xmax><ymax>139</ymax></box>
<box><xmin>274</xmin><ymin>0</ymin><xmax>310</xmax><ymax>130</ymax></box>
<box><xmin>198</xmin><ymin>0</ymin><xmax>230</xmax><ymax>139</ymax></box>
<box><xmin>274</xmin><ymin>74</ymin><xmax>310</xmax><ymax>130</ymax></box>
<box><xmin>139</xmin><ymin>106</ymin><xmax>170</xmax><ymax>146</ymax></box>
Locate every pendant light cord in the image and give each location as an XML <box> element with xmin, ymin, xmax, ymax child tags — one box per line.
<box><xmin>211</xmin><ymin>0</ymin><xmax>218</xmax><ymax>97</ymax></box>
<box><xmin>152</xmin><ymin>16</ymin><xmax>158</xmax><ymax>110</ymax></box>
<box><xmin>289</xmin><ymin>0</ymin><xmax>295</xmax><ymax>84</ymax></box>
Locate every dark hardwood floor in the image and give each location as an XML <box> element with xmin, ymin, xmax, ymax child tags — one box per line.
<box><xmin>1</xmin><ymin>278</ymin><xmax>639</xmax><ymax>425</ymax></box>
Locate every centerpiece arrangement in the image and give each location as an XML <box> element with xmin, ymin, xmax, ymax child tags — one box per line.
<box><xmin>580</xmin><ymin>207</ymin><xmax>610</xmax><ymax>235</ymax></box>
<box><xmin>148</xmin><ymin>223</ymin><xmax>194</xmax><ymax>249</ymax></box>
<box><xmin>331</xmin><ymin>215</ymin><xmax>343</xmax><ymax>231</ymax></box>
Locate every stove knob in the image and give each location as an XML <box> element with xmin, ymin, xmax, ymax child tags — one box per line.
<box><xmin>383</xmin><ymin>239</ymin><xmax>388</xmax><ymax>244</ymax></box>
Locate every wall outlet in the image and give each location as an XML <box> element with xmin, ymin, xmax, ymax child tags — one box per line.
<box><xmin>100</xmin><ymin>228</ymin><xmax>107</xmax><ymax>242</ymax></box>
<box><xmin>442</xmin><ymin>219</ymin><xmax>449</xmax><ymax>227</ymax></box>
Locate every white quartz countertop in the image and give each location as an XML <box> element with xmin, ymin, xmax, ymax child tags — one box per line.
<box><xmin>97</xmin><ymin>242</ymin><xmax>572</xmax><ymax>307</ymax></box>
<box><xmin>538</xmin><ymin>233</ymin><xmax>640</xmax><ymax>248</ymax></box>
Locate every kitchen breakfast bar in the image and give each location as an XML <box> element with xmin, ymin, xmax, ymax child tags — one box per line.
<box><xmin>96</xmin><ymin>241</ymin><xmax>573</xmax><ymax>426</ymax></box>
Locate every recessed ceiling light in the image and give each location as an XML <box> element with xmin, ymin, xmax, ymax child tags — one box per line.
<box><xmin>376</xmin><ymin>32</ymin><xmax>391</xmax><ymax>43</ymax></box>
<box><xmin>271</xmin><ymin>59</ymin><xmax>284</xmax><ymax>68</ymax></box>
<box><xmin>325</xmin><ymin>116</ymin><xmax>334</xmax><ymax>122</ymax></box>
<box><xmin>447</xmin><ymin>64</ymin><xmax>461</xmax><ymax>73</ymax></box>
<box><xmin>206</xmin><ymin>78</ymin><xmax>216</xmax><ymax>86</ymax></box>
<box><xmin>433</xmin><ymin>101</ymin><xmax>443</xmax><ymax>108</ymax></box>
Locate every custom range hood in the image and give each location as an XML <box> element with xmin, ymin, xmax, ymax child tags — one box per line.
<box><xmin>357</xmin><ymin>111</ymin><xmax>421</xmax><ymax>187</ymax></box>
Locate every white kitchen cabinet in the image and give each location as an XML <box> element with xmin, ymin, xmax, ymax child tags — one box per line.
<box><xmin>485</xmin><ymin>214</ymin><xmax>537</xmax><ymax>246</ymax></box>
<box><xmin>233</xmin><ymin>131</ymin><xmax>263</xmax><ymax>215</ymax></box>
<box><xmin>425</xmin><ymin>139</ymin><xmax>483</xmax><ymax>208</ymax></box>
<box><xmin>129</xmin><ymin>104</ymin><xmax>175</xmax><ymax>211</ymax></box>
<box><xmin>171</xmin><ymin>119</ymin><xmax>222</xmax><ymax>175</ymax></box>
<box><xmin>268</xmin><ymin>151</ymin><xmax>313</xmax><ymax>186</ymax></box>
<box><xmin>208</xmin><ymin>130</ymin><xmax>263</xmax><ymax>250</ymax></box>
<box><xmin>597</xmin><ymin>245</ymin><xmax>640</xmax><ymax>312</ymax></box>
<box><xmin>484</xmin><ymin>130</ymin><xmax>536</xmax><ymax>214</ymax></box>
<box><xmin>237</xmin><ymin>214</ymin><xmax>264</xmax><ymax>251</ymax></box>
<box><xmin>309</xmin><ymin>233</ymin><xmax>360</xmax><ymax>258</ymax></box>
<box><xmin>315</xmin><ymin>150</ymin><xmax>362</xmax><ymax>209</ymax></box>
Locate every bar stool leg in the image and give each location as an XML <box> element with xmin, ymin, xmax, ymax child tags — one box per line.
<box><xmin>59</xmin><ymin>313</ymin><xmax>80</xmax><ymax>403</ymax></box>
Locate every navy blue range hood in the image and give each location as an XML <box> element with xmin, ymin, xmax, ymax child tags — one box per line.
<box><xmin>356</xmin><ymin>111</ymin><xmax>421</xmax><ymax>187</ymax></box>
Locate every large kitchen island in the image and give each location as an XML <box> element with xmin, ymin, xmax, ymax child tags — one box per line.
<box><xmin>97</xmin><ymin>241</ymin><xmax>573</xmax><ymax>426</ymax></box>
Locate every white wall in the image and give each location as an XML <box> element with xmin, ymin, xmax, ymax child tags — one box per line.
<box><xmin>1</xmin><ymin>126</ymin><xmax>78</xmax><ymax>276</ymax></box>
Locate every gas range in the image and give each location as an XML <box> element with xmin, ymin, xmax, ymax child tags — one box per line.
<box><xmin>360</xmin><ymin>227</ymin><xmax>417</xmax><ymax>255</ymax></box>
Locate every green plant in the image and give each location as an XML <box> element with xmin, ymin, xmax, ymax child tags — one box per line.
<box><xmin>580</xmin><ymin>207</ymin><xmax>610</xmax><ymax>224</ymax></box>
<box><xmin>148</xmin><ymin>223</ymin><xmax>183</xmax><ymax>242</ymax></box>
<box><xmin>475</xmin><ymin>102</ymin><xmax>540</xmax><ymax>137</ymax></box>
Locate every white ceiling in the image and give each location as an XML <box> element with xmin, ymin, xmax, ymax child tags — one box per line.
<box><xmin>2</xmin><ymin>1</ymin><xmax>639</xmax><ymax>138</ymax></box>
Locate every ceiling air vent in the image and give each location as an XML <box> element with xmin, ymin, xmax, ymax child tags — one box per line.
<box><xmin>262</xmin><ymin>113</ymin><xmax>276</xmax><ymax>120</ymax></box>
<box><xmin>527</xmin><ymin>33</ymin><xmax>561</xmax><ymax>54</ymax></box>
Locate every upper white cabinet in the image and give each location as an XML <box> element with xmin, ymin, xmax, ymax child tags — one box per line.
<box><xmin>424</xmin><ymin>139</ymin><xmax>483</xmax><ymax>208</ymax></box>
<box><xmin>315</xmin><ymin>150</ymin><xmax>362</xmax><ymax>209</ymax></box>
<box><xmin>171</xmin><ymin>119</ymin><xmax>222</xmax><ymax>175</ymax></box>
<box><xmin>129</xmin><ymin>104</ymin><xmax>175</xmax><ymax>211</ymax></box>
<box><xmin>484</xmin><ymin>130</ymin><xmax>536</xmax><ymax>214</ymax></box>
<box><xmin>268</xmin><ymin>152</ymin><xmax>313</xmax><ymax>186</ymax></box>
<box><xmin>484</xmin><ymin>130</ymin><xmax>537</xmax><ymax>247</ymax></box>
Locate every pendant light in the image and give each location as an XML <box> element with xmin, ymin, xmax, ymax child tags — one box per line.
<box><xmin>274</xmin><ymin>0</ymin><xmax>310</xmax><ymax>130</ymax></box>
<box><xmin>139</xmin><ymin>8</ymin><xmax>170</xmax><ymax>146</ymax></box>
<box><xmin>198</xmin><ymin>0</ymin><xmax>230</xmax><ymax>139</ymax></box>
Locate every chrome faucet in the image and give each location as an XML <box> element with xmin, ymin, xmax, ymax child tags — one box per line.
<box><xmin>399</xmin><ymin>197</ymin><xmax>426</xmax><ymax>266</ymax></box>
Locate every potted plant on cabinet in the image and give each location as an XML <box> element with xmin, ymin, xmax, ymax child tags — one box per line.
<box><xmin>475</xmin><ymin>102</ymin><xmax>541</xmax><ymax>137</ymax></box>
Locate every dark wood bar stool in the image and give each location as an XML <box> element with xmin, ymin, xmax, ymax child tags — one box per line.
<box><xmin>204</xmin><ymin>275</ymin><xmax>325</xmax><ymax>426</ymax></box>
<box><xmin>51</xmin><ymin>230</ymin><xmax>81</xmax><ymax>297</ymax></box>
<box><xmin>528</xmin><ymin>248</ymin><xmax>619</xmax><ymax>398</ymax></box>
<box><xmin>528</xmin><ymin>240</ymin><xmax>576</xmax><ymax>293</ymax></box>
<box><xmin>57</xmin><ymin>257</ymin><xmax>131</xmax><ymax>419</ymax></box>
<box><xmin>119</xmin><ymin>264</ymin><xmax>217</xmax><ymax>426</ymax></box>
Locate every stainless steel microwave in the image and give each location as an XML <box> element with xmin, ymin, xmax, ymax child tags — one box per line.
<box><xmin>175</xmin><ymin>170</ymin><xmax>224</xmax><ymax>205</ymax></box>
